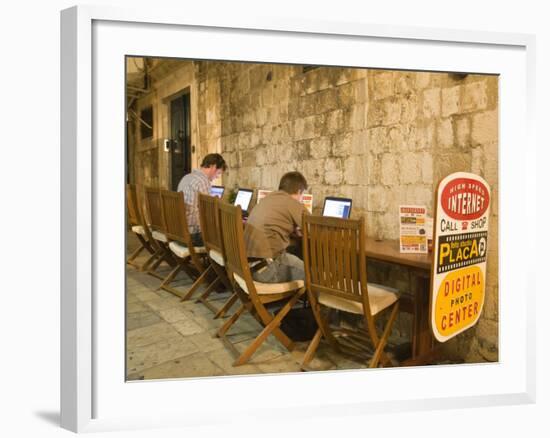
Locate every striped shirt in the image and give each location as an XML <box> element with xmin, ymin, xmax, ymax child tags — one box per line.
<box><xmin>177</xmin><ymin>169</ymin><xmax>211</xmax><ymax>234</ymax></box>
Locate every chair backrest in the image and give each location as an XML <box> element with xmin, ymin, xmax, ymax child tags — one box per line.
<box><xmin>302</xmin><ymin>214</ymin><xmax>373</xmax><ymax>318</ymax></box>
<box><xmin>144</xmin><ymin>187</ymin><xmax>164</xmax><ymax>232</ymax></box>
<box><xmin>198</xmin><ymin>193</ymin><xmax>225</xmax><ymax>257</ymax></box>
<box><xmin>218</xmin><ymin>202</ymin><xmax>256</xmax><ymax>295</ymax></box>
<box><xmin>159</xmin><ymin>190</ymin><xmax>191</xmax><ymax>244</ymax></box>
<box><xmin>126</xmin><ymin>184</ymin><xmax>141</xmax><ymax>227</ymax></box>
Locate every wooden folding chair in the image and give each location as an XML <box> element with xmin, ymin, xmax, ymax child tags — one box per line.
<box><xmin>157</xmin><ymin>190</ymin><xmax>208</xmax><ymax>300</ymax></box>
<box><xmin>126</xmin><ymin>183</ymin><xmax>156</xmax><ymax>271</ymax></box>
<box><xmin>301</xmin><ymin>215</ymin><xmax>401</xmax><ymax>369</ymax></box>
<box><xmin>143</xmin><ymin>187</ymin><xmax>177</xmax><ymax>279</ymax></box>
<box><xmin>215</xmin><ymin>202</ymin><xmax>305</xmax><ymax>366</ymax></box>
<box><xmin>196</xmin><ymin>193</ymin><xmax>238</xmax><ymax>317</ymax></box>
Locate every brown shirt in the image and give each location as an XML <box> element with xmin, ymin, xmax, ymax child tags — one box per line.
<box><xmin>244</xmin><ymin>191</ymin><xmax>307</xmax><ymax>259</ymax></box>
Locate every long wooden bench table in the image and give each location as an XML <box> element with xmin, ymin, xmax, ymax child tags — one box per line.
<box><xmin>365</xmin><ymin>237</ymin><xmax>437</xmax><ymax>366</ymax></box>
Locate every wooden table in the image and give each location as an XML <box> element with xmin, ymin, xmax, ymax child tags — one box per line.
<box><xmin>365</xmin><ymin>237</ymin><xmax>437</xmax><ymax>366</ymax></box>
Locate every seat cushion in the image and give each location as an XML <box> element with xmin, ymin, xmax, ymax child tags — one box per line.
<box><xmin>168</xmin><ymin>241</ymin><xmax>206</xmax><ymax>259</ymax></box>
<box><xmin>152</xmin><ymin>230</ymin><xmax>168</xmax><ymax>242</ymax></box>
<box><xmin>318</xmin><ymin>283</ymin><xmax>399</xmax><ymax>316</ymax></box>
<box><xmin>131</xmin><ymin>225</ymin><xmax>145</xmax><ymax>236</ymax></box>
<box><xmin>209</xmin><ymin>249</ymin><xmax>225</xmax><ymax>266</ymax></box>
<box><xmin>233</xmin><ymin>273</ymin><xmax>304</xmax><ymax>296</ymax></box>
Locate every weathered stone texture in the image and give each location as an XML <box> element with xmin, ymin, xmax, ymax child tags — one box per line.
<box><xmin>130</xmin><ymin>61</ymin><xmax>499</xmax><ymax>364</ymax></box>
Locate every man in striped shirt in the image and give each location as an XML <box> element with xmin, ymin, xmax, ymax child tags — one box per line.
<box><xmin>177</xmin><ymin>153</ymin><xmax>227</xmax><ymax>246</ymax></box>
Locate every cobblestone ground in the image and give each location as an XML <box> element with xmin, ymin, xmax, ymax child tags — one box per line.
<box><xmin>125</xmin><ymin>232</ymin><xmax>446</xmax><ymax>381</ymax></box>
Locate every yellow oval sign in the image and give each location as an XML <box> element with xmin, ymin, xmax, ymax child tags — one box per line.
<box><xmin>434</xmin><ymin>265</ymin><xmax>484</xmax><ymax>339</ymax></box>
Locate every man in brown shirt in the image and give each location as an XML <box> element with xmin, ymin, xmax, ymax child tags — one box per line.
<box><xmin>244</xmin><ymin>171</ymin><xmax>308</xmax><ymax>283</ymax></box>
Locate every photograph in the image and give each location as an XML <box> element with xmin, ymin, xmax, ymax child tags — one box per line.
<box><xmin>124</xmin><ymin>57</ymin><xmax>499</xmax><ymax>380</ymax></box>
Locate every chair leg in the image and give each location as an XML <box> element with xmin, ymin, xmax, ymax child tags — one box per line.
<box><xmin>216</xmin><ymin>303</ymin><xmax>246</xmax><ymax>338</ymax></box>
<box><xmin>233</xmin><ymin>290</ymin><xmax>303</xmax><ymax>366</ymax></box>
<box><xmin>127</xmin><ymin>245</ymin><xmax>145</xmax><ymax>264</ymax></box>
<box><xmin>369</xmin><ymin>302</ymin><xmax>399</xmax><ymax>368</ymax></box>
<box><xmin>157</xmin><ymin>264</ymin><xmax>183</xmax><ymax>291</ymax></box>
<box><xmin>140</xmin><ymin>249</ymin><xmax>161</xmax><ymax>272</ymax></box>
<box><xmin>195</xmin><ymin>277</ymin><xmax>221</xmax><ymax>314</ymax></box>
<box><xmin>214</xmin><ymin>292</ymin><xmax>238</xmax><ymax>319</ymax></box>
<box><xmin>146</xmin><ymin>248</ymin><xmax>171</xmax><ymax>279</ymax></box>
<box><xmin>180</xmin><ymin>265</ymin><xmax>213</xmax><ymax>301</ymax></box>
<box><xmin>301</xmin><ymin>327</ymin><xmax>323</xmax><ymax>370</ymax></box>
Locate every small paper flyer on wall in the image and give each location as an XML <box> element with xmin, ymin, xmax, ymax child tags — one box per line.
<box><xmin>399</xmin><ymin>205</ymin><xmax>428</xmax><ymax>254</ymax></box>
<box><xmin>301</xmin><ymin>193</ymin><xmax>313</xmax><ymax>213</ymax></box>
<box><xmin>256</xmin><ymin>189</ymin><xmax>272</xmax><ymax>204</ymax></box>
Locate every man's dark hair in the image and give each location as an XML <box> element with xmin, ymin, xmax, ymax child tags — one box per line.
<box><xmin>278</xmin><ymin>171</ymin><xmax>308</xmax><ymax>195</ymax></box>
<box><xmin>200</xmin><ymin>153</ymin><xmax>227</xmax><ymax>171</ymax></box>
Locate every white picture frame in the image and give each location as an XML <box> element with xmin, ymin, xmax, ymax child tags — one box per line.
<box><xmin>60</xmin><ymin>5</ymin><xmax>536</xmax><ymax>433</ymax></box>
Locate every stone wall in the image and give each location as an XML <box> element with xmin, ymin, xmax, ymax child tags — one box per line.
<box><xmin>129</xmin><ymin>60</ymin><xmax>499</xmax><ymax>363</ymax></box>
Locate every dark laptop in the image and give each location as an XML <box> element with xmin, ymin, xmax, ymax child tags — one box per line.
<box><xmin>322</xmin><ymin>196</ymin><xmax>353</xmax><ymax>219</ymax></box>
<box><xmin>233</xmin><ymin>188</ymin><xmax>254</xmax><ymax>215</ymax></box>
<box><xmin>210</xmin><ymin>185</ymin><xmax>225</xmax><ymax>198</ymax></box>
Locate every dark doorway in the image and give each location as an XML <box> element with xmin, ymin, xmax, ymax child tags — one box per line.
<box><xmin>170</xmin><ymin>92</ymin><xmax>191</xmax><ymax>190</ymax></box>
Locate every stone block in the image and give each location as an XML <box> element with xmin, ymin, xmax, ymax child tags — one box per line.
<box><xmin>127</xmin><ymin>322</ymin><xmax>182</xmax><ymax>348</ymax></box>
<box><xmin>241</xmin><ymin>150</ymin><xmax>256</xmax><ymax>167</ymax></box>
<box><xmin>126</xmin><ymin>311</ymin><xmax>163</xmax><ymax>332</ymax></box>
<box><xmin>387</xmin><ymin>126</ymin><xmax>406</xmax><ymax>151</ymax></box>
<box><xmin>420</xmin><ymin>152</ymin><xmax>433</xmax><ymax>184</ymax></box>
<box><xmin>261</xmin><ymin>166</ymin><xmax>281</xmax><ymax>189</ymax></box>
<box><xmin>470</xmin><ymin>147</ymin><xmax>483</xmax><ymax>175</ymax></box>
<box><xmin>383</xmin><ymin>98</ymin><xmax>402</xmax><ymax>126</ymax></box>
<box><xmin>415</xmin><ymin>72</ymin><xmax>431</xmax><ymax>89</ymax></box>
<box><xmin>442</xmin><ymin>86</ymin><xmax>460</xmax><ymax>117</ymax></box>
<box><xmin>351</xmin><ymin>130</ymin><xmax>368</xmax><ymax>155</ymax></box>
<box><xmin>475</xmin><ymin>318</ymin><xmax>499</xmax><ymax>361</ymax></box>
<box><xmin>353</xmin><ymin>78</ymin><xmax>368</xmax><ymax>104</ymax></box>
<box><xmin>310</xmin><ymin>136</ymin><xmax>332</xmax><ymax>159</ymax></box>
<box><xmin>433</xmin><ymin>153</ymin><xmax>472</xmax><ymax>182</ymax></box>
<box><xmin>126</xmin><ymin>337</ymin><xmax>200</xmax><ymax>376</ymax></box>
<box><xmin>372</xmin><ymin>71</ymin><xmax>394</xmax><ymax>100</ymax></box>
<box><xmin>367</xmin><ymin>126</ymin><xmax>389</xmax><ymax>154</ymax></box>
<box><xmin>332</xmin><ymin>133</ymin><xmax>352</xmax><ymax>157</ymax></box>
<box><xmin>336</xmin><ymin>83</ymin><xmax>354</xmax><ymax>108</ymax></box>
<box><xmin>462</xmin><ymin>81</ymin><xmax>488</xmax><ymax>113</ymax></box>
<box><xmin>394</xmin><ymin>72</ymin><xmax>414</xmax><ymax>95</ymax></box>
<box><xmin>294</xmin><ymin>139</ymin><xmax>311</xmax><ymax>161</ymax></box>
<box><xmin>471</xmin><ymin>110</ymin><xmax>498</xmax><ymax>146</ymax></box>
<box><xmin>380</xmin><ymin>153</ymin><xmax>398</xmax><ymax>186</ymax></box>
<box><xmin>455</xmin><ymin>116</ymin><xmax>471</xmax><ymax>149</ymax></box>
<box><xmin>400</xmin><ymin>95</ymin><xmax>418</xmax><ymax>123</ymax></box>
<box><xmin>367</xmin><ymin>186</ymin><xmax>390</xmax><ymax>212</ymax></box>
<box><xmin>298</xmin><ymin>93</ymin><xmax>317</xmax><ymax>117</ymax></box>
<box><xmin>422</xmin><ymin>88</ymin><xmax>441</xmax><ymax>118</ymax></box>
<box><xmin>483</xmin><ymin>286</ymin><xmax>499</xmax><ymax>322</ymax></box>
<box><xmin>343</xmin><ymin>155</ymin><xmax>367</xmax><ymax>185</ymax></box>
<box><xmin>367</xmin><ymin>153</ymin><xmax>381</xmax><ymax>185</ymax></box>
<box><xmin>399</xmin><ymin>152</ymin><xmax>422</xmax><ymax>184</ymax></box>
<box><xmin>437</xmin><ymin>118</ymin><xmax>454</xmax><ymax>148</ymax></box>
<box><xmin>324</xmin><ymin>158</ymin><xmax>344</xmax><ymax>185</ymax></box>
<box><xmin>367</xmin><ymin>99</ymin><xmax>385</xmax><ymax>128</ymax></box>
<box><xmin>350</xmin><ymin>104</ymin><xmax>367</xmax><ymax>130</ymax></box>
<box><xmin>324</xmin><ymin>109</ymin><xmax>345</xmax><ymax>135</ymax></box>
<box><xmin>482</xmin><ymin>145</ymin><xmax>498</xmax><ymax>186</ymax></box>
<box><xmin>130</xmin><ymin>352</ymin><xmax>226</xmax><ymax>380</ymax></box>
<box><xmin>335</xmin><ymin>68</ymin><xmax>353</xmax><ymax>86</ymax></box>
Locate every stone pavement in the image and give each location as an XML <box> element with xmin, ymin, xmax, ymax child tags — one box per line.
<box><xmin>125</xmin><ymin>233</ymin><xmax>439</xmax><ymax>381</ymax></box>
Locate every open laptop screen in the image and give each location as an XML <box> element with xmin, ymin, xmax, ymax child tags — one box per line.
<box><xmin>322</xmin><ymin>197</ymin><xmax>352</xmax><ymax>219</ymax></box>
<box><xmin>233</xmin><ymin>188</ymin><xmax>254</xmax><ymax>212</ymax></box>
<box><xmin>210</xmin><ymin>185</ymin><xmax>225</xmax><ymax>198</ymax></box>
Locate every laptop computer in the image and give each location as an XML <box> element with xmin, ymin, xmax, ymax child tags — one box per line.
<box><xmin>233</xmin><ymin>188</ymin><xmax>254</xmax><ymax>214</ymax></box>
<box><xmin>322</xmin><ymin>196</ymin><xmax>352</xmax><ymax>219</ymax></box>
<box><xmin>210</xmin><ymin>185</ymin><xmax>225</xmax><ymax>198</ymax></box>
